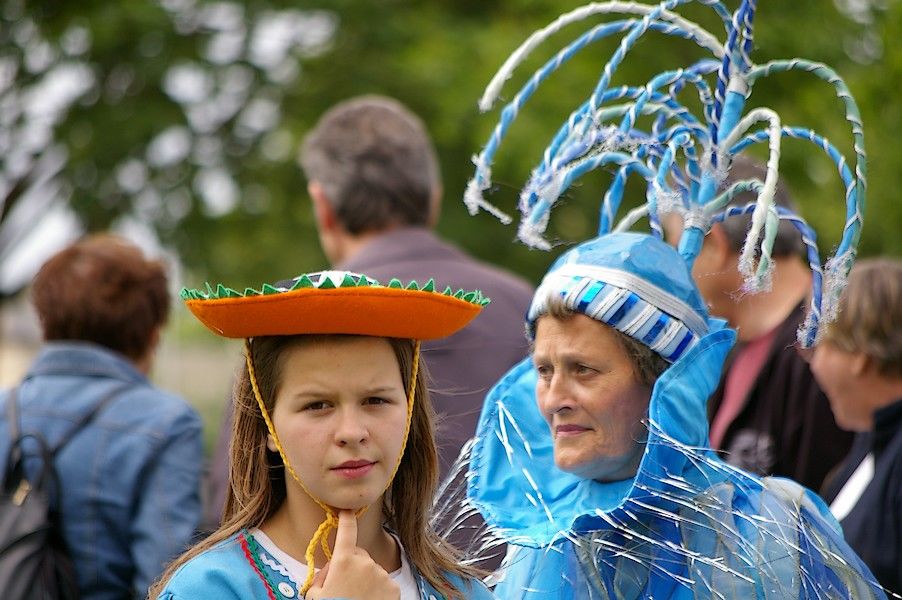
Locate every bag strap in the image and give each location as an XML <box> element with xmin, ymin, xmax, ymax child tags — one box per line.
<box><xmin>5</xmin><ymin>386</ymin><xmax>22</xmax><ymax>468</ymax></box>
<box><xmin>49</xmin><ymin>383</ymin><xmax>130</xmax><ymax>456</ymax></box>
<box><xmin>2</xmin><ymin>383</ymin><xmax>129</xmax><ymax>498</ymax></box>
<box><xmin>3</xmin><ymin>386</ymin><xmax>55</xmax><ymax>496</ymax></box>
<box><xmin>4</xmin><ymin>382</ymin><xmax>130</xmax><ymax>456</ymax></box>
<box><xmin>5</xmin><ymin>386</ymin><xmax>19</xmax><ymax>441</ymax></box>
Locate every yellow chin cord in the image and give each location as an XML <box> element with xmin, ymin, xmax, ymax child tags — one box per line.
<box><xmin>243</xmin><ymin>339</ymin><xmax>420</xmax><ymax>594</ymax></box>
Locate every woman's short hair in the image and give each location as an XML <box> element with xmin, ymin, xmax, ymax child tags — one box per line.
<box><xmin>822</xmin><ymin>257</ymin><xmax>902</xmax><ymax>378</ymax></box>
<box><xmin>542</xmin><ymin>295</ymin><xmax>669</xmax><ymax>387</ymax></box>
<box><xmin>31</xmin><ymin>234</ymin><xmax>170</xmax><ymax>361</ymax></box>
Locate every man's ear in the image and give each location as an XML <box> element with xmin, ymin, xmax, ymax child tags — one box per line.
<box><xmin>309</xmin><ymin>181</ymin><xmax>338</xmax><ymax>232</ymax></box>
<box><xmin>426</xmin><ymin>185</ymin><xmax>443</xmax><ymax>228</ymax></box>
<box><xmin>147</xmin><ymin>326</ymin><xmax>161</xmax><ymax>353</ymax></box>
<box><xmin>703</xmin><ymin>223</ymin><xmax>734</xmax><ymax>270</ymax></box>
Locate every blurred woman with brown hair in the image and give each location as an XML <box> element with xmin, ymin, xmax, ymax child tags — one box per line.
<box><xmin>0</xmin><ymin>234</ymin><xmax>203</xmax><ymax>599</ymax></box>
<box><xmin>815</xmin><ymin>258</ymin><xmax>902</xmax><ymax>595</ymax></box>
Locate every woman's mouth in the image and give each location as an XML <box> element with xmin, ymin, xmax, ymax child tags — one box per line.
<box><xmin>555</xmin><ymin>424</ymin><xmax>592</xmax><ymax>437</ymax></box>
<box><xmin>331</xmin><ymin>460</ymin><xmax>376</xmax><ymax>479</ymax></box>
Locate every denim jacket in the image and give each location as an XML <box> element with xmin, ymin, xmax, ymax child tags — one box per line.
<box><xmin>156</xmin><ymin>530</ymin><xmax>494</xmax><ymax>600</ymax></box>
<box><xmin>0</xmin><ymin>342</ymin><xmax>203</xmax><ymax>600</ymax></box>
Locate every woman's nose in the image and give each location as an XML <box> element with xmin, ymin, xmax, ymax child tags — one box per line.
<box><xmin>540</xmin><ymin>373</ymin><xmax>573</xmax><ymax>414</ymax></box>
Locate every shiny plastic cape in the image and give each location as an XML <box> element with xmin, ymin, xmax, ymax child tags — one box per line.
<box><xmin>466</xmin><ymin>305</ymin><xmax>887</xmax><ymax>599</ymax></box>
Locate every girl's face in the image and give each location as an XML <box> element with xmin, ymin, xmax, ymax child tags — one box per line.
<box><xmin>268</xmin><ymin>336</ymin><xmax>409</xmax><ymax>510</ymax></box>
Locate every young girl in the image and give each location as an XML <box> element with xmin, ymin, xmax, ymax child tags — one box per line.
<box><xmin>149</xmin><ymin>271</ymin><xmax>494</xmax><ymax>600</ymax></box>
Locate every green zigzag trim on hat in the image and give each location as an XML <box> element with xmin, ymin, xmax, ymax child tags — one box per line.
<box><xmin>180</xmin><ymin>270</ymin><xmax>491</xmax><ymax>307</ymax></box>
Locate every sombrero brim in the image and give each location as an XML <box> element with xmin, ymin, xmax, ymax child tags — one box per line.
<box><xmin>185</xmin><ymin>286</ymin><xmax>484</xmax><ymax>340</ymax></box>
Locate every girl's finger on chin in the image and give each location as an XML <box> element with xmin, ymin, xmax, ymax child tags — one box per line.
<box><xmin>307</xmin><ymin>564</ymin><xmax>329</xmax><ymax>597</ymax></box>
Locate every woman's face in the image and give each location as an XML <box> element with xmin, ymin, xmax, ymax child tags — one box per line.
<box><xmin>268</xmin><ymin>336</ymin><xmax>409</xmax><ymax>510</ymax></box>
<box><xmin>533</xmin><ymin>314</ymin><xmax>652</xmax><ymax>482</ymax></box>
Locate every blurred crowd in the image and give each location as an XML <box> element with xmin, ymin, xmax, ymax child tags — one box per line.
<box><xmin>0</xmin><ymin>96</ymin><xmax>898</xmax><ymax>599</ymax></box>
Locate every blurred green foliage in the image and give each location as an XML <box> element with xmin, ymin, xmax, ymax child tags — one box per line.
<box><xmin>3</xmin><ymin>0</ymin><xmax>899</xmax><ymax>293</ymax></box>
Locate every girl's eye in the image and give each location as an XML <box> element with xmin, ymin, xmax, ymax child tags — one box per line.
<box><xmin>364</xmin><ymin>397</ymin><xmax>390</xmax><ymax>406</ymax></box>
<box><xmin>302</xmin><ymin>401</ymin><xmax>329</xmax><ymax>411</ymax></box>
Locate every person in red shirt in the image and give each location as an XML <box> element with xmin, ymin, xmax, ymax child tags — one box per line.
<box><xmin>663</xmin><ymin>156</ymin><xmax>853</xmax><ymax>492</ymax></box>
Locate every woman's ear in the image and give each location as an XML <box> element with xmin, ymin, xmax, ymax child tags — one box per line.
<box><xmin>266</xmin><ymin>433</ymin><xmax>278</xmax><ymax>453</ymax></box>
<box><xmin>850</xmin><ymin>352</ymin><xmax>871</xmax><ymax>377</ymax></box>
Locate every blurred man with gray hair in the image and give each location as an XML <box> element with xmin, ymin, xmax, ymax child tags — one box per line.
<box><xmin>299</xmin><ymin>95</ymin><xmax>533</xmax><ymax>475</ymax></box>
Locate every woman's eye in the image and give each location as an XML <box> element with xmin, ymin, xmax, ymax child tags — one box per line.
<box><xmin>364</xmin><ymin>396</ymin><xmax>390</xmax><ymax>405</ymax></box>
<box><xmin>302</xmin><ymin>401</ymin><xmax>329</xmax><ymax>411</ymax></box>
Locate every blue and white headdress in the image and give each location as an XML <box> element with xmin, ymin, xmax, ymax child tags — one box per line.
<box><xmin>527</xmin><ymin>233</ymin><xmax>709</xmax><ymax>363</ymax></box>
<box><xmin>451</xmin><ymin>6</ymin><xmax>889</xmax><ymax>596</ymax></box>
<box><xmin>464</xmin><ymin>0</ymin><xmax>866</xmax><ymax>348</ymax></box>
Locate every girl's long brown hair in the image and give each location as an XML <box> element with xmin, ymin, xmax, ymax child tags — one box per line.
<box><xmin>149</xmin><ymin>335</ymin><xmax>479</xmax><ymax>598</ymax></box>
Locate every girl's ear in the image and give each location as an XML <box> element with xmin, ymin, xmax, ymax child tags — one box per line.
<box><xmin>266</xmin><ymin>433</ymin><xmax>278</xmax><ymax>453</ymax></box>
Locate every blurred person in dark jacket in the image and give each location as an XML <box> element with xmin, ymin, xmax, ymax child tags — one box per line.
<box><xmin>303</xmin><ymin>95</ymin><xmax>534</xmax><ymax>477</ymax></box>
<box><xmin>0</xmin><ymin>234</ymin><xmax>203</xmax><ymax>599</ymax></box>
<box><xmin>816</xmin><ymin>257</ymin><xmax>902</xmax><ymax>596</ymax></box>
<box><xmin>664</xmin><ymin>156</ymin><xmax>853</xmax><ymax>492</ymax></box>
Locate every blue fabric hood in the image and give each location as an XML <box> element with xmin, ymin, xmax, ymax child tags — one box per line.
<box><xmin>543</xmin><ymin>232</ymin><xmax>708</xmax><ymax>322</ymax></box>
<box><xmin>468</xmin><ymin>314</ymin><xmax>735</xmax><ymax>546</ymax></box>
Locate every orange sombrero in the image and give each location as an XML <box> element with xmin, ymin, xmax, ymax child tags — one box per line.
<box><xmin>181</xmin><ymin>270</ymin><xmax>489</xmax><ymax>339</ymax></box>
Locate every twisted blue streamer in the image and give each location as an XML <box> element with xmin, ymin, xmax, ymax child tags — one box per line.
<box><xmin>474</xmin><ymin>17</ymin><xmax>725</xmax><ymax>197</ymax></box>
<box><xmin>712</xmin><ymin>201</ymin><xmax>823</xmax><ymax>347</ymax></box>
<box><xmin>530</xmin><ymin>60</ymin><xmax>719</xmax><ymax>206</ymax></box>
<box><xmin>524</xmin><ymin>152</ymin><xmax>654</xmax><ymax>235</ymax></box>
<box><xmin>731</xmin><ymin>126</ymin><xmax>856</xmax><ymax>205</ymax></box>
<box><xmin>712</xmin><ymin>0</ymin><xmax>757</xmax><ymax>142</ymax></box>
<box><xmin>522</xmin><ymin>87</ymin><xmax>709</xmax><ymax>212</ymax></box>
<box><xmin>747</xmin><ymin>59</ymin><xmax>866</xmax><ymax>262</ymax></box>
<box><xmin>467</xmin><ymin>0</ymin><xmax>868</xmax><ymax>346</ymax></box>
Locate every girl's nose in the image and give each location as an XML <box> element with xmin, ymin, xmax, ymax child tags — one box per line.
<box><xmin>334</xmin><ymin>408</ymin><xmax>369</xmax><ymax>446</ymax></box>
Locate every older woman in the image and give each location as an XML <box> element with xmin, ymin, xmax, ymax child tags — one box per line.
<box><xmin>815</xmin><ymin>258</ymin><xmax>902</xmax><ymax>595</ymax></box>
<box><xmin>461</xmin><ymin>1</ymin><xmax>888</xmax><ymax>597</ymax></box>
<box><xmin>467</xmin><ymin>233</ymin><xmax>886</xmax><ymax>599</ymax></box>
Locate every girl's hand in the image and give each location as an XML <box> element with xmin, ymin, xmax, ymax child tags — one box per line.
<box><xmin>306</xmin><ymin>511</ymin><xmax>400</xmax><ymax>600</ymax></box>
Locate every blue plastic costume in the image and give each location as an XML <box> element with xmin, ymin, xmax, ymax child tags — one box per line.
<box><xmin>459</xmin><ymin>1</ymin><xmax>888</xmax><ymax>597</ymax></box>
<box><xmin>156</xmin><ymin>530</ymin><xmax>493</xmax><ymax>600</ymax></box>
<box><xmin>467</xmin><ymin>233</ymin><xmax>886</xmax><ymax>599</ymax></box>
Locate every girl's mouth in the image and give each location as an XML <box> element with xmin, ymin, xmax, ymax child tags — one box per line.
<box><xmin>331</xmin><ymin>460</ymin><xmax>376</xmax><ymax>479</ymax></box>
